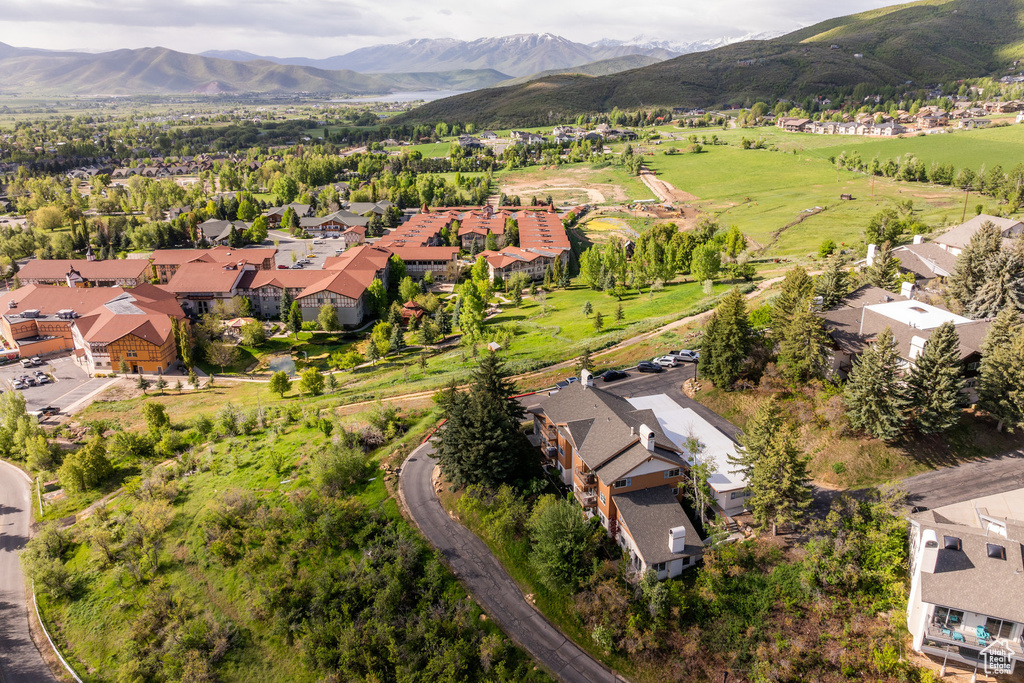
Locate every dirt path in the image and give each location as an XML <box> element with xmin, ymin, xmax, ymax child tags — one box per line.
<box><xmin>638</xmin><ymin>169</ymin><xmax>698</xmax><ymax>204</ymax></box>
<box><xmin>506</xmin><ymin>186</ymin><xmax>607</xmax><ymax>204</ymax></box>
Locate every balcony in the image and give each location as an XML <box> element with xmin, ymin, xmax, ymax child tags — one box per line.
<box><xmin>575</xmin><ymin>469</ymin><xmax>596</xmax><ymax>485</ymax></box>
<box><xmin>924</xmin><ymin>624</ymin><xmax>1024</xmax><ymax>657</ymax></box>
<box><xmin>573</xmin><ymin>487</ymin><xmax>597</xmax><ymax>508</ymax></box>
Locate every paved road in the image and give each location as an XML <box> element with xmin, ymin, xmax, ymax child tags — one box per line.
<box><xmin>400</xmin><ymin>442</ymin><xmax>626</xmax><ymax>683</ymax></box>
<box><xmin>0</xmin><ymin>460</ymin><xmax>57</xmax><ymax>683</ymax></box>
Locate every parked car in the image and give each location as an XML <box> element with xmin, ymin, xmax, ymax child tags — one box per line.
<box><xmin>293</xmin><ymin>263</ymin><xmax>304</xmax><ymax>269</ymax></box>
<box><xmin>312</xmin><ymin>240</ymin><xmax>324</xmax><ymax>244</ymax></box>
<box><xmin>34</xmin><ymin>374</ymin><xmax>50</xmax><ymax>384</ymax></box>
<box><xmin>636</xmin><ymin>361</ymin><xmax>663</xmax><ymax>373</ymax></box>
<box><xmin>21</xmin><ymin>375</ymin><xmax>37</xmax><ymax>386</ymax></box>
<box><xmin>30</xmin><ymin>356</ymin><xmax>42</xmax><ymax>366</ymax></box>
<box><xmin>11</xmin><ymin>379</ymin><xmax>25</xmax><ymax>390</ymax></box>
<box><xmin>278</xmin><ymin>264</ymin><xmax>289</xmax><ymax>269</ymax></box>
<box><xmin>668</xmin><ymin>349</ymin><xmax>700</xmax><ymax>363</ymax></box>
<box><xmin>654</xmin><ymin>355</ymin><xmax>679</xmax><ymax>368</ymax></box>
<box><xmin>39</xmin><ymin>406</ymin><xmax>60</xmax><ymax>416</ymax></box>
<box><xmin>20</xmin><ymin>358</ymin><xmax>33</xmax><ymax>368</ymax></box>
<box><xmin>601</xmin><ymin>369</ymin><xmax>628</xmax><ymax>382</ymax></box>
<box><xmin>555</xmin><ymin>376</ymin><xmax>580</xmax><ymax>389</ymax></box>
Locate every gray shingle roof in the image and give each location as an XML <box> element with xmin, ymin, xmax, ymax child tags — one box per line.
<box><xmin>936</xmin><ymin>215</ymin><xmax>1024</xmax><ymax>250</ymax></box>
<box><xmin>893</xmin><ymin>242</ymin><xmax>957</xmax><ymax>279</ymax></box>
<box><xmin>538</xmin><ymin>382</ymin><xmax>682</xmax><ymax>476</ymax></box>
<box><xmin>614</xmin><ymin>485</ymin><xmax>703</xmax><ymax>566</ymax></box>
<box><xmin>913</xmin><ymin>509</ymin><xmax>1024</xmax><ymax>623</ymax></box>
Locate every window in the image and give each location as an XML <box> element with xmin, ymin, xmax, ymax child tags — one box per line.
<box><xmin>599</xmin><ymin>492</ymin><xmax>606</xmax><ymax>504</ymax></box>
<box><xmin>987</xmin><ymin>543</ymin><xmax>1007</xmax><ymax>560</ymax></box>
<box><xmin>653</xmin><ymin>562</ymin><xmax>666</xmax><ymax>572</ymax></box>
<box><xmin>681</xmin><ymin>556</ymin><xmax>691</xmax><ymax>566</ymax></box>
<box><xmin>614</xmin><ymin>478</ymin><xmax>631</xmax><ymax>489</ymax></box>
<box><xmin>934</xmin><ymin>606</ymin><xmax>965</xmax><ymax>627</ymax></box>
<box><xmin>943</xmin><ymin>536</ymin><xmax>962</xmax><ymax>551</ymax></box>
<box><xmin>967</xmin><ymin>361</ymin><xmax>981</xmax><ymax>371</ymax></box>
<box><xmin>730</xmin><ymin>489</ymin><xmax>751</xmax><ymax>500</ymax></box>
<box><xmin>985</xmin><ymin>618</ymin><xmax>1015</xmax><ymax>639</ymax></box>
<box><xmin>664</xmin><ymin>468</ymin><xmax>680</xmax><ymax>479</ymax></box>
<box><xmin>126</xmin><ymin>350</ymin><xmax>138</xmax><ymax>358</ymax></box>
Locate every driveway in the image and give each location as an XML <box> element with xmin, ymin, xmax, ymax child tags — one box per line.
<box><xmin>0</xmin><ymin>460</ymin><xmax>57</xmax><ymax>682</ymax></box>
<box><xmin>0</xmin><ymin>355</ymin><xmax>105</xmax><ymax>413</ymax></box>
<box><xmin>900</xmin><ymin>448</ymin><xmax>1024</xmax><ymax>511</ymax></box>
<box><xmin>268</xmin><ymin>231</ymin><xmax>347</xmax><ymax>269</ymax></box>
<box><xmin>400</xmin><ymin>442</ymin><xmax>627</xmax><ymax>683</ymax></box>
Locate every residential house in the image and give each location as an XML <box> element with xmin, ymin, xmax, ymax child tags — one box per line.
<box><xmin>479</xmin><ymin>131</ymin><xmax>498</xmax><ymax>140</ymax></box>
<box><xmin>264</xmin><ymin>203</ymin><xmax>312</xmax><ymax>227</ymax></box>
<box><xmin>776</xmin><ymin>117</ymin><xmax>811</xmax><ymax>132</ymax></box>
<box><xmin>890</xmin><ymin>237</ymin><xmax>958</xmax><ymax>284</ymax></box>
<box><xmin>198</xmin><ymin>218</ymin><xmax>250</xmax><ymax>245</ymax></box>
<box><xmin>958</xmin><ymin>118</ymin><xmax>991</xmax><ymax>130</ymax></box>
<box><xmin>819</xmin><ymin>285</ymin><xmax>990</xmax><ymax>391</ymax></box>
<box><xmin>299</xmin><ymin>210</ymin><xmax>370</xmax><ymax>239</ymax></box>
<box><xmin>907</xmin><ymin>489</ymin><xmax>1024</xmax><ymax>674</ymax></box>
<box><xmin>527</xmin><ymin>376</ymin><xmax>704</xmax><ymax>579</ymax></box>
<box><xmin>0</xmin><ymin>284</ymin><xmax>186</xmax><ymax>374</ymax></box>
<box><xmin>17</xmin><ymin>259</ymin><xmax>152</xmax><ymax>288</ymax></box>
<box><xmin>934</xmin><ymin>214</ymin><xmax>1024</xmax><ymax>256</ymax></box>
<box><xmin>510</xmin><ymin>131</ymin><xmax>546</xmax><ymax>144</ymax></box>
<box><xmin>346</xmin><ymin>200</ymin><xmax>394</xmax><ymax>217</ymax></box>
<box><xmin>150</xmin><ymin>246</ymin><xmax>277</xmax><ymax>284</ymax></box>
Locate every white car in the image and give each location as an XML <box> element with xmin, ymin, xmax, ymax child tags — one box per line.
<box><xmin>654</xmin><ymin>356</ymin><xmax>679</xmax><ymax>368</ymax></box>
<box><xmin>668</xmin><ymin>349</ymin><xmax>700</xmax><ymax>363</ymax></box>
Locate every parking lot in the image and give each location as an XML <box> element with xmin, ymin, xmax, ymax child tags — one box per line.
<box><xmin>0</xmin><ymin>354</ymin><xmax>113</xmax><ymax>415</ymax></box>
<box><xmin>269</xmin><ymin>231</ymin><xmax>352</xmax><ymax>269</ymax></box>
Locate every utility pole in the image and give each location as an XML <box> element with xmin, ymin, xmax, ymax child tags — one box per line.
<box><xmin>961</xmin><ymin>186</ymin><xmax>971</xmax><ymax>223</ymax></box>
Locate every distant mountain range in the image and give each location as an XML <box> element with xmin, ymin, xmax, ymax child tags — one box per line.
<box><xmin>398</xmin><ymin>0</ymin><xmax>1024</xmax><ymax>127</ymax></box>
<box><xmin>0</xmin><ymin>43</ymin><xmax>512</xmax><ymax>95</ymax></box>
<box><xmin>202</xmin><ymin>34</ymin><xmax>681</xmax><ymax>77</ymax></box>
<box><xmin>0</xmin><ymin>31</ymin><xmax>773</xmax><ymax>96</ymax></box>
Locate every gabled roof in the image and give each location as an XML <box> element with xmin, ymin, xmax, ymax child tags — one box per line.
<box><xmin>615</xmin><ymin>485</ymin><xmax>703</xmax><ymax>565</ymax></box>
<box><xmin>893</xmin><ymin>242</ymin><xmax>957</xmax><ymax>279</ymax></box>
<box><xmin>165</xmin><ymin>261</ymin><xmax>247</xmax><ymax>294</ymax></box>
<box><xmin>151</xmin><ymin>246</ymin><xmax>276</xmax><ymax>267</ymax></box>
<box><xmin>936</xmin><ymin>214</ymin><xmax>1024</xmax><ymax>250</ymax></box>
<box><xmin>537</xmin><ymin>382</ymin><xmax>681</xmax><ymax>478</ymax></box>
<box><xmin>18</xmin><ymin>258</ymin><xmax>150</xmax><ymax>281</ymax></box>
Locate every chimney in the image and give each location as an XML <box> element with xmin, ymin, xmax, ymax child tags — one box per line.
<box><xmin>639</xmin><ymin>424</ymin><xmax>655</xmax><ymax>452</ymax></box>
<box><xmin>919</xmin><ymin>528</ymin><xmax>939</xmax><ymax>574</ymax></box>
<box><xmin>900</xmin><ymin>281</ymin><xmax>916</xmax><ymax>299</ymax></box>
<box><xmin>866</xmin><ymin>243</ymin><xmax>877</xmax><ymax>267</ymax></box>
<box><xmin>580</xmin><ymin>368</ymin><xmax>593</xmax><ymax>387</ymax></box>
<box><xmin>913</xmin><ymin>234</ymin><xmax>924</xmax><ymax>245</ymax></box>
<box><xmin>669</xmin><ymin>525</ymin><xmax>687</xmax><ymax>553</ymax></box>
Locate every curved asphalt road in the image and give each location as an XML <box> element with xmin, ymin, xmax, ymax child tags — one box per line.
<box><xmin>0</xmin><ymin>460</ymin><xmax>57</xmax><ymax>683</ymax></box>
<box><xmin>400</xmin><ymin>442</ymin><xmax>626</xmax><ymax>683</ymax></box>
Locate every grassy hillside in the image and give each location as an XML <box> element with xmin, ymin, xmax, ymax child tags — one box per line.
<box><xmin>492</xmin><ymin>54</ymin><xmax>663</xmax><ymax>87</ymax></box>
<box><xmin>0</xmin><ymin>47</ymin><xmax>510</xmax><ymax>95</ymax></box>
<box><xmin>398</xmin><ymin>0</ymin><xmax>1024</xmax><ymax>126</ymax></box>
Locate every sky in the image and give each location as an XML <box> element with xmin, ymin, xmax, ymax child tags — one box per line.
<box><xmin>0</xmin><ymin>0</ymin><xmax>909</xmax><ymax>57</ymax></box>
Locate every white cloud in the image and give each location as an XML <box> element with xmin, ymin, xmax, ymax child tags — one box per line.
<box><xmin>0</xmin><ymin>0</ymin><xmax>909</xmax><ymax>58</ymax></box>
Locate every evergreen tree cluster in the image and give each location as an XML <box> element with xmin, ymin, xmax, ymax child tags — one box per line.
<box><xmin>947</xmin><ymin>223</ymin><xmax>1024</xmax><ymax>318</ymax></box>
<box><xmin>434</xmin><ymin>354</ymin><xmax>539</xmax><ymax>488</ymax></box>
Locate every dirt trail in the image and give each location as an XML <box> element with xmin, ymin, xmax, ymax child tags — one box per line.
<box><xmin>638</xmin><ymin>170</ymin><xmax>698</xmax><ymax>204</ymax></box>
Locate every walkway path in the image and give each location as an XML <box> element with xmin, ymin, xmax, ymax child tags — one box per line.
<box><xmin>0</xmin><ymin>460</ymin><xmax>57</xmax><ymax>683</ymax></box>
<box><xmin>400</xmin><ymin>442</ymin><xmax>627</xmax><ymax>683</ymax></box>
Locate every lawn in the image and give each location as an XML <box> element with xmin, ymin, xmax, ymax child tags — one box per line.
<box><xmin>645</xmin><ymin>143</ymin><xmax>982</xmax><ymax>257</ymax></box>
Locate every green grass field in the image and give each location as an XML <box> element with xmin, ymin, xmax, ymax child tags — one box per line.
<box><xmin>645</xmin><ymin>141</ymin><xmax>987</xmax><ymax>257</ymax></box>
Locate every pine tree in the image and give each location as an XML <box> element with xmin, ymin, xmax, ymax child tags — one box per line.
<box><xmin>615</xmin><ymin>303</ymin><xmax>624</xmax><ymax>322</ymax></box>
<box><xmin>287</xmin><ymin>301</ymin><xmax>302</xmax><ymax>335</ymax></box>
<box><xmin>279</xmin><ymin>287</ymin><xmax>293</xmax><ymax>323</ymax></box>
<box><xmin>434</xmin><ymin>353</ymin><xmax>537</xmax><ymax>488</ymax></box>
<box><xmin>906</xmin><ymin>322</ymin><xmax>967</xmax><ymax>433</ymax></box>
<box><xmin>576</xmin><ymin>348</ymin><xmax>593</xmax><ymax>374</ymax></box>
<box><xmin>815</xmin><ymin>254</ymin><xmax>849</xmax><ymax>310</ymax></box>
<box><xmin>978</xmin><ymin>307</ymin><xmax>1024</xmax><ymax>431</ymax></box>
<box><xmin>389</xmin><ymin>324</ymin><xmax>405</xmax><ymax>355</ymax></box>
<box><xmin>698</xmin><ymin>289</ymin><xmax>751</xmax><ymax>390</ymax></box>
<box><xmin>434</xmin><ymin>305</ymin><xmax>451</xmax><ymax>336</ymax></box>
<box><xmin>777</xmin><ymin>304</ymin><xmax>830</xmax><ymax>384</ymax></box>
<box><xmin>863</xmin><ymin>241</ymin><xmax>900</xmax><ymax>291</ymax></box>
<box><xmin>771</xmin><ymin>266</ymin><xmax>813</xmax><ymax>339</ymax></box>
<box><xmin>593</xmin><ymin>310</ymin><xmax>604</xmax><ymax>332</ymax></box>
<box><xmin>748</xmin><ymin>424</ymin><xmax>811</xmax><ymax>535</ymax></box>
<box><xmin>730</xmin><ymin>396</ymin><xmax>785</xmax><ymax>481</ymax></box>
<box><xmin>967</xmin><ymin>246</ymin><xmax>1024</xmax><ymax>318</ymax></box>
<box><xmin>582</xmin><ymin>301</ymin><xmax>593</xmax><ymax>317</ymax></box>
<box><xmin>948</xmin><ymin>222</ymin><xmax>1003</xmax><ymax>312</ymax></box>
<box><xmin>843</xmin><ymin>327</ymin><xmax>909</xmax><ymax>441</ymax></box>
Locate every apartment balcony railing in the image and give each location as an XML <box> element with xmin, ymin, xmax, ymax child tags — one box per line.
<box><xmin>573</xmin><ymin>487</ymin><xmax>597</xmax><ymax>508</ymax></box>
<box><xmin>925</xmin><ymin>625</ymin><xmax>1024</xmax><ymax>656</ymax></box>
<box><xmin>575</xmin><ymin>469</ymin><xmax>596</xmax><ymax>485</ymax></box>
